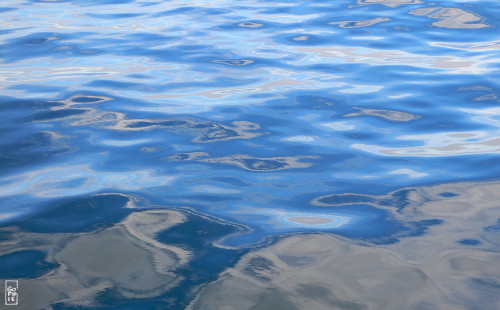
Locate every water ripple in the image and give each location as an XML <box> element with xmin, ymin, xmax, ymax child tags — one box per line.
<box><xmin>1</xmin><ymin>0</ymin><xmax>499</xmax><ymax>308</ymax></box>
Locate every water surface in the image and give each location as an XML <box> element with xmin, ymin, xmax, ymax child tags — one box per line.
<box><xmin>1</xmin><ymin>0</ymin><xmax>499</xmax><ymax>309</ymax></box>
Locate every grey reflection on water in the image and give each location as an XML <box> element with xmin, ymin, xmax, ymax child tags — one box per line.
<box><xmin>410</xmin><ymin>7</ymin><xmax>491</xmax><ymax>29</ymax></box>
<box><xmin>293</xmin><ymin>46</ymin><xmax>489</xmax><ymax>73</ymax></box>
<box><xmin>458</xmin><ymin>85</ymin><xmax>500</xmax><ymax>103</ymax></box>
<box><xmin>0</xmin><ymin>209</ymin><xmax>188</xmax><ymax>309</ymax></box>
<box><xmin>189</xmin><ymin>234</ymin><xmax>500</xmax><ymax>310</ymax></box>
<box><xmin>166</xmin><ymin>152</ymin><xmax>320</xmax><ymax>171</ymax></box>
<box><xmin>106</xmin><ymin>117</ymin><xmax>262</xmax><ymax>143</ymax></box>
<box><xmin>329</xmin><ymin>17</ymin><xmax>391</xmax><ymax>28</ymax></box>
<box><xmin>55</xmin><ymin>95</ymin><xmax>113</xmax><ymax>108</ymax></box>
<box><xmin>1</xmin><ymin>181</ymin><xmax>499</xmax><ymax>309</ymax></box>
<box><xmin>343</xmin><ymin>107</ymin><xmax>421</xmax><ymax>122</ymax></box>
<box><xmin>353</xmin><ymin>132</ymin><xmax>500</xmax><ymax>157</ymax></box>
<box><xmin>358</xmin><ymin>0</ymin><xmax>422</xmax><ymax>7</ymax></box>
<box><xmin>32</xmin><ymin>93</ymin><xmax>264</xmax><ymax>143</ymax></box>
<box><xmin>213</xmin><ymin>59</ymin><xmax>255</xmax><ymax>66</ymax></box>
<box><xmin>238</xmin><ymin>22</ymin><xmax>263</xmax><ymax>28</ymax></box>
<box><xmin>188</xmin><ymin>181</ymin><xmax>500</xmax><ymax>310</ymax></box>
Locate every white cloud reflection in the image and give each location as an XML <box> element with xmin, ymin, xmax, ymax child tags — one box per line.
<box><xmin>352</xmin><ymin>131</ymin><xmax>500</xmax><ymax>156</ymax></box>
<box><xmin>188</xmin><ymin>181</ymin><xmax>500</xmax><ymax>310</ymax></box>
<box><xmin>0</xmin><ymin>164</ymin><xmax>176</xmax><ymax>198</ymax></box>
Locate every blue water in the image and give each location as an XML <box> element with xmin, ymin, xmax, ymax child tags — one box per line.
<box><xmin>1</xmin><ymin>0</ymin><xmax>499</xmax><ymax>309</ymax></box>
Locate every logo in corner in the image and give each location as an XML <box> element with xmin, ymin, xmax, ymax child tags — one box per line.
<box><xmin>5</xmin><ymin>280</ymin><xmax>18</xmax><ymax>306</ymax></box>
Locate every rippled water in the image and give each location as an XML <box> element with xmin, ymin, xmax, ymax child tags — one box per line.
<box><xmin>1</xmin><ymin>0</ymin><xmax>499</xmax><ymax>309</ymax></box>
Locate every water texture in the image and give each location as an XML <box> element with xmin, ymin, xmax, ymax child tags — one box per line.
<box><xmin>1</xmin><ymin>0</ymin><xmax>499</xmax><ymax>309</ymax></box>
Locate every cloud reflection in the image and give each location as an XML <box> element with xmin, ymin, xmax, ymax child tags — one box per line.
<box><xmin>352</xmin><ymin>131</ymin><xmax>500</xmax><ymax>156</ymax></box>
<box><xmin>358</xmin><ymin>0</ymin><xmax>422</xmax><ymax>7</ymax></box>
<box><xmin>0</xmin><ymin>208</ymin><xmax>189</xmax><ymax>309</ymax></box>
<box><xmin>410</xmin><ymin>7</ymin><xmax>491</xmax><ymax>29</ymax></box>
<box><xmin>189</xmin><ymin>181</ymin><xmax>500</xmax><ymax>310</ymax></box>
<box><xmin>0</xmin><ymin>164</ymin><xmax>176</xmax><ymax>198</ymax></box>
<box><xmin>167</xmin><ymin>152</ymin><xmax>320</xmax><ymax>171</ymax></box>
